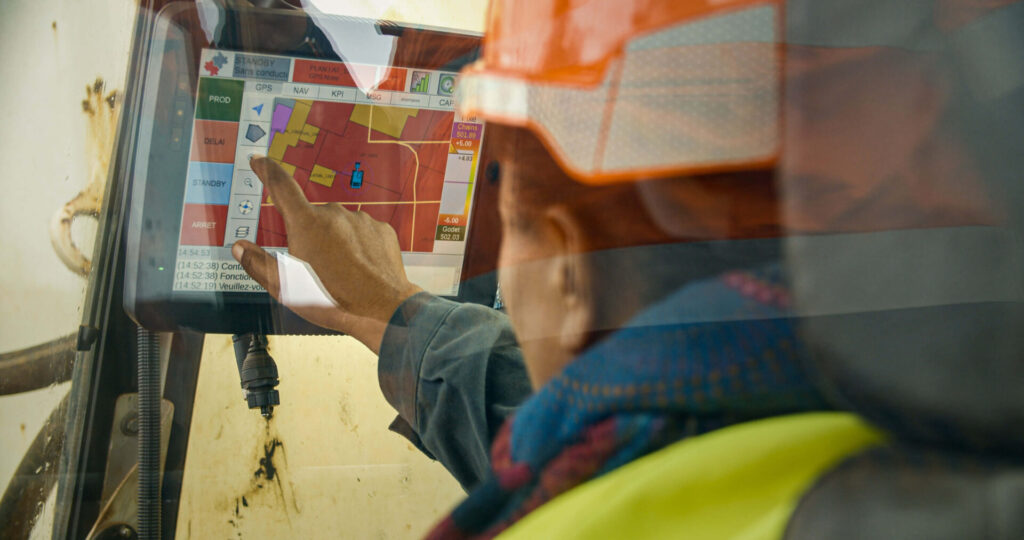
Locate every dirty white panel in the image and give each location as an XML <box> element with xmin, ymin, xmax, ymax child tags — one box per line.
<box><xmin>177</xmin><ymin>335</ymin><xmax>465</xmax><ymax>539</ymax></box>
<box><xmin>0</xmin><ymin>0</ymin><xmax>133</xmax><ymax>350</ymax></box>
<box><xmin>0</xmin><ymin>0</ymin><xmax>136</xmax><ymax>537</ymax></box>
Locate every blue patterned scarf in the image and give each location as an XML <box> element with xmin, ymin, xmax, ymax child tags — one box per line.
<box><xmin>427</xmin><ymin>268</ymin><xmax>829</xmax><ymax>539</ymax></box>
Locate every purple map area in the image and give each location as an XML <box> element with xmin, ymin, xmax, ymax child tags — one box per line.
<box><xmin>268</xmin><ymin>103</ymin><xmax>293</xmax><ymax>147</ymax></box>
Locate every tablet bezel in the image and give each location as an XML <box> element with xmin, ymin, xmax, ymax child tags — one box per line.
<box><xmin>123</xmin><ymin>5</ymin><xmax>499</xmax><ymax>334</ymax></box>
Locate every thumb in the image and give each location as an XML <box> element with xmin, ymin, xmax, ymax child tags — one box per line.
<box><xmin>232</xmin><ymin>240</ymin><xmax>280</xmax><ymax>298</ymax></box>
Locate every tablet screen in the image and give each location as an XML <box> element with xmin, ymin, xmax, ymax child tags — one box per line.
<box><xmin>173</xmin><ymin>49</ymin><xmax>483</xmax><ymax>296</ymax></box>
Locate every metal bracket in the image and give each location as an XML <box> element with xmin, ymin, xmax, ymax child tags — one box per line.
<box><xmin>86</xmin><ymin>394</ymin><xmax>174</xmax><ymax>539</ymax></box>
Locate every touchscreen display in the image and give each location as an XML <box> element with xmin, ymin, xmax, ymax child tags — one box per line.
<box><xmin>173</xmin><ymin>49</ymin><xmax>484</xmax><ymax>296</ymax></box>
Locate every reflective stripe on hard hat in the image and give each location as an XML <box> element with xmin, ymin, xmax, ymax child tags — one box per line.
<box><xmin>457</xmin><ymin>1</ymin><xmax>782</xmax><ymax>184</ymax></box>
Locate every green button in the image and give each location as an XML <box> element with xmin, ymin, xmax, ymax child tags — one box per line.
<box><xmin>196</xmin><ymin>77</ymin><xmax>244</xmax><ymax>121</ymax></box>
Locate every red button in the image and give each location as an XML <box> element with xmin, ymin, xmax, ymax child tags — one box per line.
<box><xmin>293</xmin><ymin>59</ymin><xmax>379</xmax><ymax>88</ymax></box>
<box><xmin>179</xmin><ymin>204</ymin><xmax>228</xmax><ymax>246</ymax></box>
<box><xmin>191</xmin><ymin>119</ymin><xmax>239</xmax><ymax>164</ymax></box>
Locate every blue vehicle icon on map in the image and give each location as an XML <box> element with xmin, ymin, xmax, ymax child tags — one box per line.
<box><xmin>350</xmin><ymin>162</ymin><xmax>364</xmax><ymax>189</ymax></box>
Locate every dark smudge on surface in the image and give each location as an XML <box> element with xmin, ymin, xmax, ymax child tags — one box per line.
<box><xmin>254</xmin><ymin>439</ymin><xmax>284</xmax><ymax>481</ymax></box>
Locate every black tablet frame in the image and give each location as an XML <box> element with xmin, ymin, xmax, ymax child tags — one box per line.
<box><xmin>123</xmin><ymin>4</ymin><xmax>499</xmax><ymax>334</ymax></box>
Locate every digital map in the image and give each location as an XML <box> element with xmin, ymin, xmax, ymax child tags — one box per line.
<box><xmin>260</xmin><ymin>99</ymin><xmax>455</xmax><ymax>252</ymax></box>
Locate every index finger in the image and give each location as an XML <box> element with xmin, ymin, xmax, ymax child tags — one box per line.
<box><xmin>250</xmin><ymin>155</ymin><xmax>310</xmax><ymax>220</ymax></box>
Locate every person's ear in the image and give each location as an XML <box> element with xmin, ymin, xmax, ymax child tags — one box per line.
<box><xmin>543</xmin><ymin>205</ymin><xmax>594</xmax><ymax>353</ymax></box>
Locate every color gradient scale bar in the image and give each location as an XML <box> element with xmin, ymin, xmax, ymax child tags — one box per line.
<box><xmin>435</xmin><ymin>122</ymin><xmax>483</xmax><ymax>242</ymax></box>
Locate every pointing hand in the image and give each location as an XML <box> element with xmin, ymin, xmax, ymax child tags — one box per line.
<box><xmin>231</xmin><ymin>155</ymin><xmax>422</xmax><ymax>353</ymax></box>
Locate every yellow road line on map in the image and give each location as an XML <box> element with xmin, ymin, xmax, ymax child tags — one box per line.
<box><xmin>257</xmin><ymin>107</ymin><xmax>451</xmax><ymax>246</ymax></box>
<box><xmin>398</xmin><ymin>142</ymin><xmax>419</xmax><ymax>249</ymax></box>
<box><xmin>365</xmin><ymin>105</ymin><xmax>444</xmax><ymax>251</ymax></box>
<box><xmin>366</xmin><ymin>105</ymin><xmax>450</xmax><ymax>144</ymax></box>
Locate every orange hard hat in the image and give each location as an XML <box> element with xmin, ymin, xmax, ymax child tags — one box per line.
<box><xmin>456</xmin><ymin>0</ymin><xmax>782</xmax><ymax>185</ymax></box>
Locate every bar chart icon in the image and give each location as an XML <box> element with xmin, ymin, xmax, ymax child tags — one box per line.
<box><xmin>411</xmin><ymin>71</ymin><xmax>430</xmax><ymax>94</ymax></box>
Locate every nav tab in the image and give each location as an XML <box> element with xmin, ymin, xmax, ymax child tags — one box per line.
<box><xmin>284</xmin><ymin>83</ymin><xmax>317</xmax><ymax>98</ymax></box>
<box><xmin>191</xmin><ymin>120</ymin><xmax>239</xmax><ymax>163</ymax></box>
<box><xmin>318</xmin><ymin>86</ymin><xmax>356</xmax><ymax>101</ymax></box>
<box><xmin>232</xmin><ymin>53</ymin><xmax>290</xmax><ymax>81</ymax></box>
<box><xmin>429</xmin><ymin>95</ymin><xmax>456</xmax><ymax>109</ymax></box>
<box><xmin>196</xmin><ymin>78</ymin><xmax>244</xmax><ymax>121</ymax></box>
<box><xmin>356</xmin><ymin>90</ymin><xmax>391</xmax><ymax>105</ymax></box>
<box><xmin>392</xmin><ymin>92</ymin><xmax>429</xmax><ymax>108</ymax></box>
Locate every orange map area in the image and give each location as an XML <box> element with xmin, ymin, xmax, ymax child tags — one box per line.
<box><xmin>259</xmin><ymin>99</ymin><xmax>455</xmax><ymax>252</ymax></box>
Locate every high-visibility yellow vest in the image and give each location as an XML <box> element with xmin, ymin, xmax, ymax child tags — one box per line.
<box><xmin>499</xmin><ymin>412</ymin><xmax>884</xmax><ymax>539</ymax></box>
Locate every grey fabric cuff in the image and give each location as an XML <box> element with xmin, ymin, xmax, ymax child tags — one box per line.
<box><xmin>378</xmin><ymin>292</ymin><xmax>460</xmax><ymax>434</ymax></box>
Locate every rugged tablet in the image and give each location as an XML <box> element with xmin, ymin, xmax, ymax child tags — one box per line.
<box><xmin>124</xmin><ymin>6</ymin><xmax>497</xmax><ymax>334</ymax></box>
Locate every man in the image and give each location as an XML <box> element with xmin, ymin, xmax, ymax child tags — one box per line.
<box><xmin>233</xmin><ymin>0</ymin><xmax>1024</xmax><ymax>537</ymax></box>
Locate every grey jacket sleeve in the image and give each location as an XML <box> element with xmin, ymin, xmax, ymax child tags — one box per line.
<box><xmin>377</xmin><ymin>292</ymin><xmax>531</xmax><ymax>491</ymax></box>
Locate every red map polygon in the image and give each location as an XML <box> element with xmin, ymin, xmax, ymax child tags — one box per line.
<box><xmin>257</xmin><ymin>100</ymin><xmax>454</xmax><ymax>252</ymax></box>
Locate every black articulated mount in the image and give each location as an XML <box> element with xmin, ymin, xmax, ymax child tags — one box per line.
<box><xmin>232</xmin><ymin>333</ymin><xmax>280</xmax><ymax>419</ymax></box>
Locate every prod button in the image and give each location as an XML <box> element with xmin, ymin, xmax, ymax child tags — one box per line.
<box><xmin>196</xmin><ymin>78</ymin><xmax>244</xmax><ymax>122</ymax></box>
